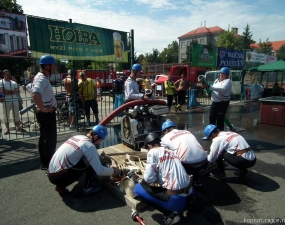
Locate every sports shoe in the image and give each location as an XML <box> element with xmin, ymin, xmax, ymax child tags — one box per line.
<box><xmin>163</xmin><ymin>212</ymin><xmax>181</xmax><ymax>225</ymax></box>
<box><xmin>211</xmin><ymin>171</ymin><xmax>226</xmax><ymax>180</ymax></box>
<box><xmin>238</xmin><ymin>170</ymin><xmax>250</xmax><ymax>181</ymax></box>
<box><xmin>83</xmin><ymin>185</ymin><xmax>102</xmax><ymax>196</ymax></box>
<box><xmin>85</xmin><ymin>120</ymin><xmax>90</xmax><ymax>126</ymax></box>
<box><xmin>55</xmin><ymin>186</ymin><xmax>70</xmax><ymax>197</ymax></box>
<box><xmin>70</xmin><ymin>125</ymin><xmax>75</xmax><ymax>130</ymax></box>
<box><xmin>95</xmin><ymin>119</ymin><xmax>100</xmax><ymax>125</ymax></box>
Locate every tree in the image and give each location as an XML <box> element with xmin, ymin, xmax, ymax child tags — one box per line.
<box><xmin>258</xmin><ymin>38</ymin><xmax>273</xmax><ymax>55</ymax></box>
<box><xmin>276</xmin><ymin>45</ymin><xmax>285</xmax><ymax>61</ymax></box>
<box><xmin>217</xmin><ymin>30</ymin><xmax>241</xmax><ymax>50</ymax></box>
<box><xmin>0</xmin><ymin>0</ymin><xmax>23</xmax><ymax>13</ymax></box>
<box><xmin>157</xmin><ymin>41</ymin><xmax>179</xmax><ymax>63</ymax></box>
<box><xmin>241</xmin><ymin>24</ymin><xmax>255</xmax><ymax>50</ymax></box>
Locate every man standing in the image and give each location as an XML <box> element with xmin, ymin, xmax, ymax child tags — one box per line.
<box><xmin>161</xmin><ymin>120</ymin><xmax>208</xmax><ymax>186</ymax></box>
<box><xmin>78</xmin><ymin>72</ymin><xmax>99</xmax><ymax>126</ymax></box>
<box><xmin>202</xmin><ymin>67</ymin><xmax>232</xmax><ymax>132</ymax></box>
<box><xmin>124</xmin><ymin>64</ymin><xmax>150</xmax><ymax>102</ymax></box>
<box><xmin>63</xmin><ymin>70</ymin><xmax>75</xmax><ymax>129</ymax></box>
<box><xmin>164</xmin><ymin>75</ymin><xmax>176</xmax><ymax>112</ymax></box>
<box><xmin>32</xmin><ymin>55</ymin><xmax>57</xmax><ymax>170</ymax></box>
<box><xmin>0</xmin><ymin>69</ymin><xmax>22</xmax><ymax>134</ymax></box>
<box><xmin>174</xmin><ymin>74</ymin><xmax>189</xmax><ymax>111</ymax></box>
<box><xmin>96</xmin><ymin>77</ymin><xmax>103</xmax><ymax>101</ymax></box>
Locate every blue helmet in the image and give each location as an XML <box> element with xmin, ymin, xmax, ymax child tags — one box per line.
<box><xmin>204</xmin><ymin>124</ymin><xmax>217</xmax><ymax>138</ymax></box>
<box><xmin>92</xmin><ymin>125</ymin><xmax>108</xmax><ymax>140</ymax></box>
<box><xmin>132</xmin><ymin>63</ymin><xmax>142</xmax><ymax>71</ymax></box>
<box><xmin>220</xmin><ymin>67</ymin><xmax>230</xmax><ymax>75</ymax></box>
<box><xmin>39</xmin><ymin>55</ymin><xmax>56</xmax><ymax>65</ymax></box>
<box><xmin>162</xmin><ymin>120</ymin><xmax>176</xmax><ymax>132</ymax></box>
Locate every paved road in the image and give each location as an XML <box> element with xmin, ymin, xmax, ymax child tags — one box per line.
<box><xmin>1</xmin><ymin>100</ymin><xmax>285</xmax><ymax>225</ymax></box>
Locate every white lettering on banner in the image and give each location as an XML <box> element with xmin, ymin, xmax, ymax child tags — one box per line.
<box><xmin>227</xmin><ymin>52</ymin><xmax>244</xmax><ymax>58</ymax></box>
<box><xmin>219</xmin><ymin>60</ymin><xmax>244</xmax><ymax>67</ymax></box>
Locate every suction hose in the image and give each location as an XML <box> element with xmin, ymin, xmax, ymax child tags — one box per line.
<box><xmin>99</xmin><ymin>99</ymin><xmax>166</xmax><ymax>126</ymax></box>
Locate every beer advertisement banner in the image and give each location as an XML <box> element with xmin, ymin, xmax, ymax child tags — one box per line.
<box><xmin>0</xmin><ymin>12</ymin><xmax>28</xmax><ymax>58</ymax></box>
<box><xmin>27</xmin><ymin>16</ymin><xmax>128</xmax><ymax>62</ymax></box>
<box><xmin>217</xmin><ymin>48</ymin><xmax>244</xmax><ymax>68</ymax></box>
<box><xmin>191</xmin><ymin>44</ymin><xmax>216</xmax><ymax>67</ymax></box>
<box><xmin>245</xmin><ymin>51</ymin><xmax>277</xmax><ymax>64</ymax></box>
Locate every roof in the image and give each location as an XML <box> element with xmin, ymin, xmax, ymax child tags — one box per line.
<box><xmin>257</xmin><ymin>60</ymin><xmax>285</xmax><ymax>71</ymax></box>
<box><xmin>179</xmin><ymin>26</ymin><xmax>224</xmax><ymax>38</ymax></box>
<box><xmin>250</xmin><ymin>40</ymin><xmax>285</xmax><ymax>51</ymax></box>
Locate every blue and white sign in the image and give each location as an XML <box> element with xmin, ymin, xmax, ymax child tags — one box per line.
<box><xmin>217</xmin><ymin>48</ymin><xmax>244</xmax><ymax>68</ymax></box>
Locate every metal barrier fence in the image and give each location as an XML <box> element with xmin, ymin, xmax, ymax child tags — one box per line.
<box><xmin>0</xmin><ymin>83</ymin><xmax>241</xmax><ymax>142</ymax></box>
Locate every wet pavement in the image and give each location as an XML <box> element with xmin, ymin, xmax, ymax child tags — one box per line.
<box><xmin>1</xmin><ymin>100</ymin><xmax>285</xmax><ymax>225</ymax></box>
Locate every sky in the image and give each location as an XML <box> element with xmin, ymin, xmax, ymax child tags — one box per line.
<box><xmin>17</xmin><ymin>0</ymin><xmax>285</xmax><ymax>55</ymax></box>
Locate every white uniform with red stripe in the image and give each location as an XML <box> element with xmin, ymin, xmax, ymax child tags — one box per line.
<box><xmin>161</xmin><ymin>129</ymin><xmax>207</xmax><ymax>164</ymax></box>
<box><xmin>208</xmin><ymin>131</ymin><xmax>256</xmax><ymax>163</ymax></box>
<box><xmin>144</xmin><ymin>147</ymin><xmax>191</xmax><ymax>191</ymax></box>
<box><xmin>48</xmin><ymin>135</ymin><xmax>114</xmax><ymax>176</ymax></box>
<box><xmin>209</xmin><ymin>78</ymin><xmax>232</xmax><ymax>102</ymax></box>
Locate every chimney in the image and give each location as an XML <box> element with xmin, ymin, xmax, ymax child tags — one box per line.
<box><xmin>232</xmin><ymin>27</ymin><xmax>238</xmax><ymax>34</ymax></box>
<box><xmin>204</xmin><ymin>20</ymin><xmax>206</xmax><ymax>27</ymax></box>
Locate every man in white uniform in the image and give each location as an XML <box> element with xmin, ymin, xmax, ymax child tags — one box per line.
<box><xmin>133</xmin><ymin>132</ymin><xmax>193</xmax><ymax>225</ymax></box>
<box><xmin>204</xmin><ymin>124</ymin><xmax>256</xmax><ymax>180</ymax></box>
<box><xmin>48</xmin><ymin>125</ymin><xmax>119</xmax><ymax>197</ymax></box>
<box><xmin>161</xmin><ymin>120</ymin><xmax>208</xmax><ymax>186</ymax></box>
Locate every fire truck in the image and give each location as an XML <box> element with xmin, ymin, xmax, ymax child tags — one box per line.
<box><xmin>170</xmin><ymin>65</ymin><xmax>206</xmax><ymax>89</ymax></box>
<box><xmin>76</xmin><ymin>69</ymin><xmax>116</xmax><ymax>90</ymax></box>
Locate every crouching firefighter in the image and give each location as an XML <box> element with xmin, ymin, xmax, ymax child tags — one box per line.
<box><xmin>47</xmin><ymin>125</ymin><xmax>119</xmax><ymax>197</ymax></box>
<box><xmin>131</xmin><ymin>132</ymin><xmax>193</xmax><ymax>225</ymax></box>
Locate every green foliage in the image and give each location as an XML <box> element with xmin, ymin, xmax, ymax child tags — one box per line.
<box><xmin>241</xmin><ymin>24</ymin><xmax>254</xmax><ymax>50</ymax></box>
<box><xmin>217</xmin><ymin>30</ymin><xmax>242</xmax><ymax>50</ymax></box>
<box><xmin>0</xmin><ymin>0</ymin><xmax>23</xmax><ymax>13</ymax></box>
<box><xmin>181</xmin><ymin>45</ymin><xmax>191</xmax><ymax>64</ymax></box>
<box><xmin>258</xmin><ymin>38</ymin><xmax>273</xmax><ymax>55</ymax></box>
<box><xmin>0</xmin><ymin>57</ymin><xmax>33</xmax><ymax>79</ymax></box>
<box><xmin>276</xmin><ymin>45</ymin><xmax>285</xmax><ymax>60</ymax></box>
<box><xmin>157</xmin><ymin>40</ymin><xmax>179</xmax><ymax>63</ymax></box>
<box><xmin>56</xmin><ymin>59</ymin><xmax>67</xmax><ymax>73</ymax></box>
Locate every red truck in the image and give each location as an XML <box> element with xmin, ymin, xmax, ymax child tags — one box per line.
<box><xmin>76</xmin><ymin>69</ymin><xmax>116</xmax><ymax>90</ymax></box>
<box><xmin>170</xmin><ymin>65</ymin><xmax>206</xmax><ymax>89</ymax></box>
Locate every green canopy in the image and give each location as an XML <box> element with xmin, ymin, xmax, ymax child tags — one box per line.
<box><xmin>246</xmin><ymin>67</ymin><xmax>258</xmax><ymax>72</ymax></box>
<box><xmin>257</xmin><ymin>60</ymin><xmax>285</xmax><ymax>71</ymax></box>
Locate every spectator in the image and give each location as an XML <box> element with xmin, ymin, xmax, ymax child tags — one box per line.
<box><xmin>133</xmin><ymin>132</ymin><xmax>193</xmax><ymax>225</ymax></box>
<box><xmin>32</xmin><ymin>55</ymin><xmax>57</xmax><ymax>170</ymax></box>
<box><xmin>204</xmin><ymin>124</ymin><xmax>256</xmax><ymax>180</ymax></box>
<box><xmin>78</xmin><ymin>72</ymin><xmax>99</xmax><ymax>126</ymax></box>
<box><xmin>161</xmin><ymin>120</ymin><xmax>208</xmax><ymax>186</ymax></box>
<box><xmin>22</xmin><ymin>73</ymin><xmax>36</xmax><ymax>95</ymax></box>
<box><xmin>272</xmin><ymin>82</ymin><xmax>282</xmax><ymax>96</ymax></box>
<box><xmin>63</xmin><ymin>70</ymin><xmax>75</xmax><ymax>129</ymax></box>
<box><xmin>11</xmin><ymin>75</ymin><xmax>23</xmax><ymax>111</ymax></box>
<box><xmin>174</xmin><ymin>74</ymin><xmax>189</xmax><ymax>111</ymax></box>
<box><xmin>96</xmin><ymin>77</ymin><xmax>103</xmax><ymax>101</ymax></box>
<box><xmin>0</xmin><ymin>69</ymin><xmax>22</xmax><ymax>134</ymax></box>
<box><xmin>164</xmin><ymin>75</ymin><xmax>176</xmax><ymax>112</ymax></box>
<box><xmin>47</xmin><ymin>125</ymin><xmax>119</xmax><ymax>197</ymax></box>
<box><xmin>124</xmin><ymin>64</ymin><xmax>150</xmax><ymax>102</ymax></box>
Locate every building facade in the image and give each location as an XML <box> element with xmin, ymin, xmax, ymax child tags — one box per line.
<box><xmin>178</xmin><ymin>26</ymin><xmax>224</xmax><ymax>63</ymax></box>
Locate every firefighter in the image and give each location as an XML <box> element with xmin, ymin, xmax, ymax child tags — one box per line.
<box><xmin>124</xmin><ymin>64</ymin><xmax>151</xmax><ymax>102</ymax></box>
<box><xmin>161</xmin><ymin>120</ymin><xmax>208</xmax><ymax>186</ymax></box>
<box><xmin>204</xmin><ymin>124</ymin><xmax>256</xmax><ymax>180</ymax></box>
<box><xmin>132</xmin><ymin>132</ymin><xmax>193</xmax><ymax>225</ymax></box>
<box><xmin>47</xmin><ymin>125</ymin><xmax>119</xmax><ymax>197</ymax></box>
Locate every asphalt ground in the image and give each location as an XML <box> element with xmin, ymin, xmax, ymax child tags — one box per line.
<box><xmin>1</xmin><ymin>100</ymin><xmax>285</xmax><ymax>225</ymax></box>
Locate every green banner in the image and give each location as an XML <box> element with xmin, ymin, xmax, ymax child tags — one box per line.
<box><xmin>27</xmin><ymin>16</ymin><xmax>128</xmax><ymax>62</ymax></box>
<box><xmin>191</xmin><ymin>43</ymin><xmax>216</xmax><ymax>67</ymax></box>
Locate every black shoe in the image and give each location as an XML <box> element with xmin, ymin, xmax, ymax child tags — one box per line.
<box><xmin>238</xmin><ymin>170</ymin><xmax>250</xmax><ymax>180</ymax></box>
<box><xmin>55</xmin><ymin>186</ymin><xmax>70</xmax><ymax>197</ymax></box>
<box><xmin>40</xmin><ymin>164</ymin><xmax>47</xmax><ymax>170</ymax></box>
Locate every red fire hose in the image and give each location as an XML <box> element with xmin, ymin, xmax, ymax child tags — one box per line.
<box><xmin>99</xmin><ymin>99</ymin><xmax>166</xmax><ymax>126</ymax></box>
<box><xmin>131</xmin><ymin>210</ymin><xmax>146</xmax><ymax>225</ymax></box>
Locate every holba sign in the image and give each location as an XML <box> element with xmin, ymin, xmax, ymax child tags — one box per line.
<box><xmin>217</xmin><ymin>48</ymin><xmax>244</xmax><ymax>68</ymax></box>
